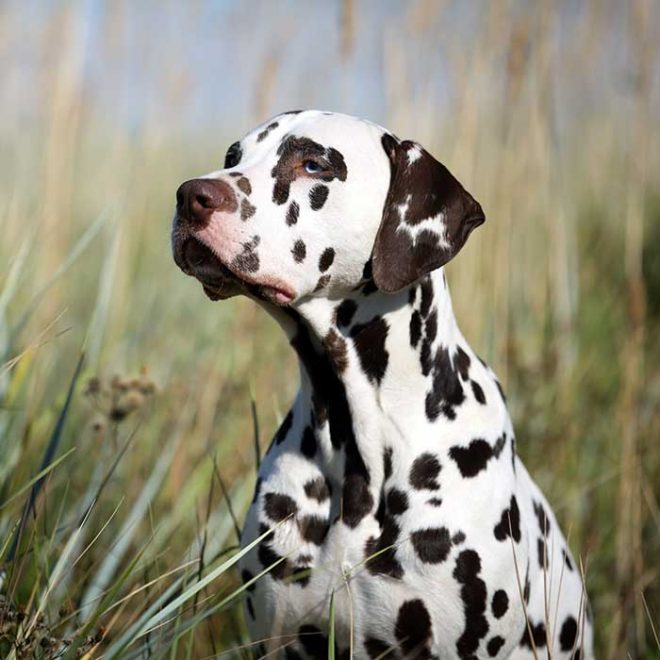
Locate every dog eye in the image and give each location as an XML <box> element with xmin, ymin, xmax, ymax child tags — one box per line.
<box><xmin>303</xmin><ymin>160</ymin><xmax>323</xmax><ymax>174</ymax></box>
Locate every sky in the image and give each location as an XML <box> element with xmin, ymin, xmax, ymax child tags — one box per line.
<box><xmin>2</xmin><ymin>0</ymin><xmax>659</xmax><ymax>144</ymax></box>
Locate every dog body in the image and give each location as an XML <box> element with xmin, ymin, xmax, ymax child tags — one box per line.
<box><xmin>172</xmin><ymin>111</ymin><xmax>593</xmax><ymax>658</ymax></box>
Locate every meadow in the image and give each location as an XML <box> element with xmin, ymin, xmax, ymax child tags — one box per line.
<box><xmin>0</xmin><ymin>1</ymin><xmax>658</xmax><ymax>657</ymax></box>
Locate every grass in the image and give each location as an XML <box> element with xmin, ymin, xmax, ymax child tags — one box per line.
<box><xmin>1</xmin><ymin>1</ymin><xmax>659</xmax><ymax>657</ymax></box>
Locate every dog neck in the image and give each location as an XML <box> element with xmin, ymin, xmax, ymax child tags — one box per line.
<box><xmin>260</xmin><ymin>267</ymin><xmax>465</xmax><ymax>518</ymax></box>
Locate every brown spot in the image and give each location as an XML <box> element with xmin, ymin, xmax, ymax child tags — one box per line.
<box><xmin>304</xmin><ymin>476</ymin><xmax>331</xmax><ymax>502</ymax></box>
<box><xmin>236</xmin><ymin>176</ymin><xmax>252</xmax><ymax>195</ymax></box>
<box><xmin>240</xmin><ymin>198</ymin><xmax>256</xmax><ymax>221</ymax></box>
<box><xmin>231</xmin><ymin>239</ymin><xmax>260</xmax><ymax>273</ymax></box>
<box><xmin>324</xmin><ymin>329</ymin><xmax>348</xmax><ymax>371</ymax></box>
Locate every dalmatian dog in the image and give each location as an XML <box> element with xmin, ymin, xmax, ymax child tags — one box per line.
<box><xmin>171</xmin><ymin>111</ymin><xmax>593</xmax><ymax>659</ymax></box>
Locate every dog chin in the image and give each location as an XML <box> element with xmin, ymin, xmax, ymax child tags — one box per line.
<box><xmin>201</xmin><ymin>282</ymin><xmax>242</xmax><ymax>301</ymax></box>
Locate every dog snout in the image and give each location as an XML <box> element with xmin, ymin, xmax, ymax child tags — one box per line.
<box><xmin>176</xmin><ymin>178</ymin><xmax>238</xmax><ymax>228</ymax></box>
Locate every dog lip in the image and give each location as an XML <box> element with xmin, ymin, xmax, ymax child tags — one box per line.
<box><xmin>181</xmin><ymin>238</ymin><xmax>235</xmax><ymax>285</ymax></box>
<box><xmin>179</xmin><ymin>237</ymin><xmax>296</xmax><ymax>305</ymax></box>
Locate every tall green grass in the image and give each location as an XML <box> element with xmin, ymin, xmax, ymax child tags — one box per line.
<box><xmin>1</xmin><ymin>1</ymin><xmax>659</xmax><ymax>657</ymax></box>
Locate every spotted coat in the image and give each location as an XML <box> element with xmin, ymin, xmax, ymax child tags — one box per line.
<box><xmin>172</xmin><ymin>110</ymin><xmax>594</xmax><ymax>659</ymax></box>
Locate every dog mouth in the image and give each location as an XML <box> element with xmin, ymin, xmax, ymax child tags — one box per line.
<box><xmin>177</xmin><ymin>237</ymin><xmax>294</xmax><ymax>305</ymax></box>
<box><xmin>178</xmin><ymin>239</ymin><xmax>234</xmax><ymax>300</ymax></box>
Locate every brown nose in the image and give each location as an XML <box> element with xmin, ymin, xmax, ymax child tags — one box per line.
<box><xmin>176</xmin><ymin>178</ymin><xmax>237</xmax><ymax>228</ymax></box>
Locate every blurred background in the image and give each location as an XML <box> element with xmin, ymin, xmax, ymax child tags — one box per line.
<box><xmin>1</xmin><ymin>0</ymin><xmax>659</xmax><ymax>657</ymax></box>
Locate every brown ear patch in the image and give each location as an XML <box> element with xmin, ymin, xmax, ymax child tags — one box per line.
<box><xmin>372</xmin><ymin>136</ymin><xmax>485</xmax><ymax>293</ymax></box>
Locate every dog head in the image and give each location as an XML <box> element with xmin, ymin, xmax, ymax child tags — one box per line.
<box><xmin>172</xmin><ymin>110</ymin><xmax>484</xmax><ymax>305</ymax></box>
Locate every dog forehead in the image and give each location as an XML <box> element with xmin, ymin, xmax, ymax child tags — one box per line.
<box><xmin>241</xmin><ymin>111</ymin><xmax>387</xmax><ymax>162</ymax></box>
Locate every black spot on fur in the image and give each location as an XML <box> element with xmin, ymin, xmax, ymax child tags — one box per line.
<box><xmin>351</xmin><ymin>317</ymin><xmax>389</xmax><ymax>384</ymax></box>
<box><xmin>292</xmin><ymin>239</ymin><xmax>306</xmax><ymax>263</ymax></box>
<box><xmin>494</xmin><ymin>495</ymin><xmax>521</xmax><ymax>542</ymax></box>
<box><xmin>299</xmin><ymin>514</ymin><xmax>329</xmax><ymax>545</ymax></box>
<box><xmin>374</xmin><ymin>492</ymin><xmax>386</xmax><ymax>527</ymax></box>
<box><xmin>224</xmin><ymin>141</ymin><xmax>242</xmax><ymax>168</ymax></box>
<box><xmin>427</xmin><ymin>497</ymin><xmax>443</xmax><ymax>507</ymax></box>
<box><xmin>289</xmin><ymin>563</ymin><xmax>313</xmax><ymax>588</ymax></box>
<box><xmin>336</xmin><ymin>300</ymin><xmax>357</xmax><ymax>328</ymax></box>
<box><xmin>487</xmin><ymin>636</ymin><xmax>505</xmax><ymax>657</ymax></box>
<box><xmin>364</xmin><ymin>637</ymin><xmax>391</xmax><ymax>659</ymax></box>
<box><xmin>298</xmin><ymin>624</ymin><xmax>326</xmax><ymax>658</ymax></box>
<box><xmin>310</xmin><ymin>184</ymin><xmax>329</xmax><ymax>210</ymax></box>
<box><xmin>386</xmin><ymin>488</ymin><xmax>409</xmax><ymax>515</ymax></box>
<box><xmin>286</xmin><ymin>200</ymin><xmax>299</xmax><ymax>225</ymax></box>
<box><xmin>274</xmin><ymin>410</ymin><xmax>294</xmax><ymax>445</ymax></box>
<box><xmin>559</xmin><ymin>616</ymin><xmax>578</xmax><ymax>651</ymax></box>
<box><xmin>453</xmin><ymin>549</ymin><xmax>489</xmax><ymax>656</ymax></box>
<box><xmin>425</xmin><ymin>347</ymin><xmax>466</xmax><ymax>421</ymax></box>
<box><xmin>342</xmin><ymin>474</ymin><xmax>373</xmax><ymax>528</ymax></box>
<box><xmin>304</xmin><ymin>476</ymin><xmax>331</xmax><ymax>502</ymax></box>
<box><xmin>523</xmin><ymin>563</ymin><xmax>531</xmax><ymax>603</ymax></box>
<box><xmin>301</xmin><ymin>426</ymin><xmax>317</xmax><ymax>458</ymax></box>
<box><xmin>362</xmin><ymin>259</ymin><xmax>373</xmax><ymax>281</ymax></box>
<box><xmin>395</xmin><ymin>599</ymin><xmax>433</xmax><ymax>658</ymax></box>
<box><xmin>257</xmin><ymin>121</ymin><xmax>279</xmax><ymax>142</ymax></box>
<box><xmin>537</xmin><ymin>537</ymin><xmax>549</xmax><ymax>568</ymax></box>
<box><xmin>452</xmin><ymin>531</ymin><xmax>466</xmax><ymax>544</ymax></box>
<box><xmin>520</xmin><ymin>620</ymin><xmax>547</xmax><ymax>649</ymax></box>
<box><xmin>257</xmin><ymin>539</ymin><xmax>289</xmax><ymax>580</ymax></box>
<box><xmin>362</xmin><ymin>279</ymin><xmax>378</xmax><ymax>295</ymax></box>
<box><xmin>425</xmin><ymin>309</ymin><xmax>438</xmax><ymax>343</ymax></box>
<box><xmin>420</xmin><ymin>339</ymin><xmax>433</xmax><ymax>376</ymax></box>
<box><xmin>246</xmin><ymin>596</ymin><xmax>255</xmax><ymax>619</ymax></box>
<box><xmin>236</xmin><ymin>176</ymin><xmax>252</xmax><ymax>195</ymax></box>
<box><xmin>562</xmin><ymin>548</ymin><xmax>575</xmax><ymax>571</ymax></box>
<box><xmin>491</xmin><ymin>589</ymin><xmax>508</xmax><ymax>618</ymax></box>
<box><xmin>420</xmin><ymin>279</ymin><xmax>434</xmax><ymax>317</ymax></box>
<box><xmin>264</xmin><ymin>492</ymin><xmax>297</xmax><ymax>522</ymax></box>
<box><xmin>319</xmin><ymin>247</ymin><xmax>335</xmax><ymax>272</ymax></box>
<box><xmin>383</xmin><ymin>447</ymin><xmax>393</xmax><ymax>480</ymax></box>
<box><xmin>449</xmin><ymin>435</ymin><xmax>506</xmax><ymax>478</ymax></box>
<box><xmin>410</xmin><ymin>452</ymin><xmax>441</xmax><ymax>490</ymax></box>
<box><xmin>411</xmin><ymin>527</ymin><xmax>452</xmax><ymax>564</ymax></box>
<box><xmin>455</xmin><ymin>346</ymin><xmax>471</xmax><ymax>380</ymax></box>
<box><xmin>241</xmin><ymin>569</ymin><xmax>255</xmax><ymax>591</ymax></box>
<box><xmin>365</xmin><ymin>516</ymin><xmax>403</xmax><ymax>578</ymax></box>
<box><xmin>410</xmin><ymin>310</ymin><xmax>422</xmax><ymax>348</ymax></box>
<box><xmin>533</xmin><ymin>500</ymin><xmax>552</xmax><ymax>536</ymax></box>
<box><xmin>471</xmin><ymin>379</ymin><xmax>486</xmax><ymax>404</ymax></box>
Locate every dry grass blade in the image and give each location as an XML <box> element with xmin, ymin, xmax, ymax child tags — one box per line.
<box><xmin>6</xmin><ymin>352</ymin><xmax>84</xmax><ymax>563</ymax></box>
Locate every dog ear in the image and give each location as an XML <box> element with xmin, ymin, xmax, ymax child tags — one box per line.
<box><xmin>371</xmin><ymin>135</ymin><xmax>485</xmax><ymax>293</ymax></box>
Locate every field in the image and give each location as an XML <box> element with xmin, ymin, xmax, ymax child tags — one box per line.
<box><xmin>0</xmin><ymin>1</ymin><xmax>659</xmax><ymax>657</ymax></box>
